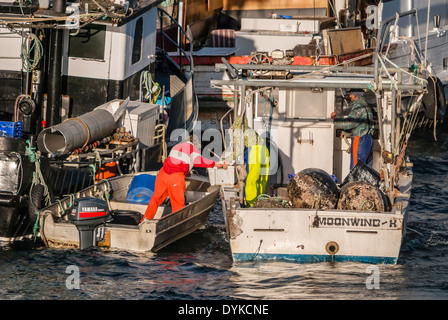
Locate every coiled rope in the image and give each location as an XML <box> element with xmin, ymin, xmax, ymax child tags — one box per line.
<box><xmin>20</xmin><ymin>32</ymin><xmax>43</xmax><ymax>72</ymax></box>
<box><xmin>154</xmin><ymin>124</ymin><xmax>167</xmax><ymax>162</ymax></box>
<box><xmin>26</xmin><ymin>140</ymin><xmax>51</xmax><ymax>239</ymax></box>
<box><xmin>141</xmin><ymin>71</ymin><xmax>160</xmax><ymax>103</ymax></box>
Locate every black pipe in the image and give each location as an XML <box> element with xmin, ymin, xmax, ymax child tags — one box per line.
<box><xmin>21</xmin><ymin>32</ymin><xmax>32</xmax><ymax>96</ymax></box>
<box><xmin>52</xmin><ymin>0</ymin><xmax>66</xmax><ymax>14</ymax></box>
<box><xmin>21</xmin><ymin>71</ymin><xmax>31</xmax><ymax>96</ymax></box>
<box><xmin>46</xmin><ymin>28</ymin><xmax>63</xmax><ymax>127</ymax></box>
<box><xmin>32</xmin><ymin>28</ymin><xmax>49</xmax><ymax>136</ymax></box>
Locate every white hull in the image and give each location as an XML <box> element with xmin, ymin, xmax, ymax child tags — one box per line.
<box><xmin>221</xmin><ymin>172</ymin><xmax>411</xmax><ymax>264</ymax></box>
<box><xmin>386</xmin><ymin>25</ymin><xmax>448</xmax><ymax>85</ymax></box>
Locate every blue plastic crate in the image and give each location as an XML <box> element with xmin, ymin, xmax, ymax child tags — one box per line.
<box><xmin>0</xmin><ymin>121</ymin><xmax>23</xmax><ymax>138</ymax></box>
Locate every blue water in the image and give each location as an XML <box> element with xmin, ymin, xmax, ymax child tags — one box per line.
<box><xmin>1</xmin><ymin>129</ymin><xmax>448</xmax><ymax>301</ymax></box>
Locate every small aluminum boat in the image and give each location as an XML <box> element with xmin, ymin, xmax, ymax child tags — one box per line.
<box><xmin>38</xmin><ymin>172</ymin><xmax>219</xmax><ymax>251</ymax></box>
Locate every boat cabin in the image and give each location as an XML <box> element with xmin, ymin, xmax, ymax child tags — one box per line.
<box><xmin>0</xmin><ymin>0</ymin><xmax>162</xmax><ymax>130</ymax></box>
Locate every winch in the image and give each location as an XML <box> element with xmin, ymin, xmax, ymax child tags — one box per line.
<box><xmin>69</xmin><ymin>197</ymin><xmax>110</xmax><ymax>250</ymax></box>
<box><xmin>245</xmin><ymin>51</ymin><xmax>292</xmax><ymax>79</ymax></box>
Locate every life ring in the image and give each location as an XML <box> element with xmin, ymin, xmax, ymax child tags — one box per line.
<box><xmin>422</xmin><ymin>75</ymin><xmax>447</xmax><ymax>120</ymax></box>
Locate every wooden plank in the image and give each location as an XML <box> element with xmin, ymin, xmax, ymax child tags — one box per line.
<box><xmin>223</xmin><ymin>0</ymin><xmax>327</xmax><ymax>10</ymax></box>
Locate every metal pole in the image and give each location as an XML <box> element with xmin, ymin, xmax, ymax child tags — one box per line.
<box><xmin>391</xmin><ymin>87</ymin><xmax>397</xmax><ymax>156</ymax></box>
<box><xmin>233</xmin><ymin>81</ymin><xmax>238</xmax><ymax>120</ymax></box>
<box><xmin>374</xmin><ymin>8</ymin><xmax>418</xmax><ymax>93</ymax></box>
<box><xmin>177</xmin><ymin>0</ymin><xmax>184</xmax><ymax>56</ymax></box>
<box><xmin>389</xmin><ymin>86</ymin><xmax>397</xmax><ymax>205</ymax></box>
<box><xmin>240</xmin><ymin>85</ymin><xmax>246</xmax><ymax>117</ymax></box>
<box><xmin>211</xmin><ymin>78</ymin><xmax>424</xmax><ymax>91</ymax></box>
<box><xmin>214</xmin><ymin>63</ymin><xmax>409</xmax><ymax>74</ymax></box>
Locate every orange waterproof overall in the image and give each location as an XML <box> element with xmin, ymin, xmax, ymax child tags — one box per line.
<box><xmin>141</xmin><ymin>141</ymin><xmax>215</xmax><ymax>222</ymax></box>
<box><xmin>142</xmin><ymin>167</ymin><xmax>186</xmax><ymax>220</ymax></box>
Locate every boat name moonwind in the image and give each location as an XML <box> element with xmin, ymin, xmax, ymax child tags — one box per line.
<box><xmin>313</xmin><ymin>215</ymin><xmax>402</xmax><ymax>229</ymax></box>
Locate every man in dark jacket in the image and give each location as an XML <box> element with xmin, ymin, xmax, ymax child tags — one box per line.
<box><xmin>331</xmin><ymin>91</ymin><xmax>375</xmax><ymax>169</ymax></box>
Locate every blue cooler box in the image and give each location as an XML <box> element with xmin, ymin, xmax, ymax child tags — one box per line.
<box><xmin>126</xmin><ymin>174</ymin><xmax>156</xmax><ymax>205</ymax></box>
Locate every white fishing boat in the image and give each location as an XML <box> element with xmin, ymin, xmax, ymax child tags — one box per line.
<box><xmin>380</xmin><ymin>1</ymin><xmax>448</xmax><ymax>124</ymax></box>
<box><xmin>207</xmin><ymin>10</ymin><xmax>431</xmax><ymax>264</ymax></box>
<box><xmin>38</xmin><ymin>171</ymin><xmax>220</xmax><ymax>251</ymax></box>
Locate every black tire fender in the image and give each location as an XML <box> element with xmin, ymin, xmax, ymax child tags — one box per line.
<box><xmin>422</xmin><ymin>75</ymin><xmax>447</xmax><ymax>120</ymax></box>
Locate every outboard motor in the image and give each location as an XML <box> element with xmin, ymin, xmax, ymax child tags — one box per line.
<box><xmin>69</xmin><ymin>197</ymin><xmax>110</xmax><ymax>250</ymax></box>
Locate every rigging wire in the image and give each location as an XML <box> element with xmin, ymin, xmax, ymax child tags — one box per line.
<box><xmin>327</xmin><ymin>0</ymin><xmax>342</xmax><ymax>29</ymax></box>
<box><xmin>424</xmin><ymin>0</ymin><xmax>431</xmax><ymax>69</ymax></box>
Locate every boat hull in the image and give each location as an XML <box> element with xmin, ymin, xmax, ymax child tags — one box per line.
<box><xmin>0</xmin><ymin>195</ymin><xmax>32</xmax><ymax>242</ymax></box>
<box><xmin>232</xmin><ymin>254</ymin><xmax>398</xmax><ymax>265</ymax></box>
<box><xmin>227</xmin><ymin>209</ymin><xmax>404</xmax><ymax>264</ymax></box>
<box><xmin>222</xmin><ymin>172</ymin><xmax>412</xmax><ymax>265</ymax></box>
<box><xmin>39</xmin><ymin>173</ymin><xmax>220</xmax><ymax>252</ymax></box>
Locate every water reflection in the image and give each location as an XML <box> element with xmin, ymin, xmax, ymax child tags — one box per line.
<box><xmin>229</xmin><ymin>261</ymin><xmax>410</xmax><ymax>300</ymax></box>
<box><xmin>2</xmin><ymin>128</ymin><xmax>448</xmax><ymax>300</ymax></box>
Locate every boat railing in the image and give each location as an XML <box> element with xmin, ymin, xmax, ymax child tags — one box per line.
<box><xmin>375</xmin><ymin>9</ymin><xmax>418</xmax><ymax>59</ymax></box>
<box><xmin>158</xmin><ymin>7</ymin><xmax>194</xmax><ymax>71</ymax></box>
<box><xmin>211</xmin><ymin>67</ymin><xmax>424</xmax><ymax>91</ymax></box>
<box><xmin>157</xmin><ymin>6</ymin><xmax>199</xmax><ymax>138</ymax></box>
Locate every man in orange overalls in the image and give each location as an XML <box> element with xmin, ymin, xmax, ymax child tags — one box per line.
<box><xmin>141</xmin><ymin>136</ymin><xmax>226</xmax><ymax>222</ymax></box>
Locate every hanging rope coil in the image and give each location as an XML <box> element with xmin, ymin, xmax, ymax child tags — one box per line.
<box><xmin>94</xmin><ymin>179</ymin><xmax>112</xmax><ymax>211</ymax></box>
<box><xmin>141</xmin><ymin>71</ymin><xmax>161</xmax><ymax>103</ymax></box>
<box><xmin>20</xmin><ymin>32</ymin><xmax>43</xmax><ymax>72</ymax></box>
<box><xmin>154</xmin><ymin>123</ymin><xmax>167</xmax><ymax>162</ymax></box>
<box><xmin>26</xmin><ymin>139</ymin><xmax>52</xmax><ymax>239</ymax></box>
<box><xmin>89</xmin><ymin>150</ymin><xmax>102</xmax><ymax>181</ymax></box>
<box><xmin>27</xmin><ymin>143</ymin><xmax>51</xmax><ymax>208</ymax></box>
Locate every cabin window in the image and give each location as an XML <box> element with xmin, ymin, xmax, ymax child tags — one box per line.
<box><xmin>132</xmin><ymin>18</ymin><xmax>143</xmax><ymax>65</ymax></box>
<box><xmin>68</xmin><ymin>24</ymin><xmax>106</xmax><ymax>60</ymax></box>
<box><xmin>256</xmin><ymin>91</ymin><xmax>278</xmax><ymax>118</ymax></box>
<box><xmin>285</xmin><ymin>88</ymin><xmax>327</xmax><ymax>120</ymax></box>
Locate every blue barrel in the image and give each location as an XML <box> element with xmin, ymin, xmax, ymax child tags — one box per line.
<box><xmin>126</xmin><ymin>174</ymin><xmax>156</xmax><ymax>205</ymax></box>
